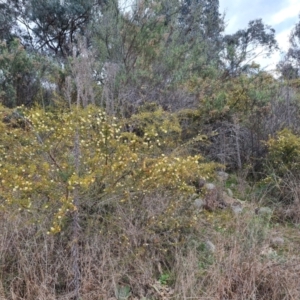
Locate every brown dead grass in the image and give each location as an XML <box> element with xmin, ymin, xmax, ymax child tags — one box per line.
<box><xmin>0</xmin><ymin>194</ymin><xmax>300</xmax><ymax>300</ymax></box>
<box><xmin>173</xmin><ymin>208</ymin><xmax>300</xmax><ymax>300</ymax></box>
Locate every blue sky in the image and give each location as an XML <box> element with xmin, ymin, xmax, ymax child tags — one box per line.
<box><xmin>220</xmin><ymin>0</ymin><xmax>300</xmax><ymax>71</ymax></box>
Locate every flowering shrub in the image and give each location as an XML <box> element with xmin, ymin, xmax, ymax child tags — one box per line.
<box><xmin>266</xmin><ymin>128</ymin><xmax>300</xmax><ymax>176</ymax></box>
<box><xmin>0</xmin><ymin>104</ymin><xmax>218</xmax><ymax>233</ymax></box>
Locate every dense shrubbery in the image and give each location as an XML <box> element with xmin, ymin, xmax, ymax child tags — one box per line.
<box><xmin>259</xmin><ymin>129</ymin><xmax>300</xmax><ymax>221</ymax></box>
<box><xmin>0</xmin><ymin>104</ymin><xmax>218</xmax><ymax>232</ymax></box>
<box><xmin>266</xmin><ymin>128</ymin><xmax>300</xmax><ymax>175</ymax></box>
<box><xmin>1</xmin><ymin>0</ymin><xmax>300</xmax><ymax>299</ymax></box>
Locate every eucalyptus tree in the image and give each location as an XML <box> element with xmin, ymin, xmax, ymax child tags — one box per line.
<box><xmin>179</xmin><ymin>0</ymin><xmax>223</xmax><ymax>65</ymax></box>
<box><xmin>287</xmin><ymin>18</ymin><xmax>300</xmax><ymax>69</ymax></box>
<box><xmin>222</xmin><ymin>19</ymin><xmax>278</xmax><ymax>78</ymax></box>
<box><xmin>15</xmin><ymin>0</ymin><xmax>98</xmax><ymax>58</ymax></box>
<box><xmin>277</xmin><ymin>17</ymin><xmax>300</xmax><ymax>79</ymax></box>
<box><xmin>90</xmin><ymin>0</ymin><xmax>226</xmax><ymax>112</ymax></box>
<box><xmin>0</xmin><ymin>1</ymin><xmax>16</xmax><ymax>41</ymax></box>
<box><xmin>0</xmin><ymin>0</ymin><xmax>102</xmax><ymax>57</ymax></box>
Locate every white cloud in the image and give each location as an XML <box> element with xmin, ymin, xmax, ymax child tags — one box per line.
<box><xmin>276</xmin><ymin>27</ymin><xmax>294</xmax><ymax>51</ymax></box>
<box><xmin>254</xmin><ymin>28</ymin><xmax>292</xmax><ymax>72</ymax></box>
<box><xmin>223</xmin><ymin>16</ymin><xmax>238</xmax><ymax>34</ymax></box>
<box><xmin>220</xmin><ymin>0</ymin><xmax>300</xmax><ymax>74</ymax></box>
<box><xmin>254</xmin><ymin>51</ymin><xmax>281</xmax><ymax>74</ymax></box>
<box><xmin>270</xmin><ymin>0</ymin><xmax>300</xmax><ymax>25</ymax></box>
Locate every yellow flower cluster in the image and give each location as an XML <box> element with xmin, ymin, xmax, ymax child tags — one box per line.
<box><xmin>0</xmin><ymin>104</ymin><xmax>218</xmax><ymax>233</ymax></box>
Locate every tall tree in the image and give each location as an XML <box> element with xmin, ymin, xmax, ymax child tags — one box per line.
<box><xmin>13</xmin><ymin>0</ymin><xmax>98</xmax><ymax>58</ymax></box>
<box><xmin>179</xmin><ymin>0</ymin><xmax>223</xmax><ymax>64</ymax></box>
<box><xmin>222</xmin><ymin>19</ymin><xmax>277</xmax><ymax>78</ymax></box>
<box><xmin>278</xmin><ymin>16</ymin><xmax>300</xmax><ymax>79</ymax></box>
<box><xmin>0</xmin><ymin>39</ymin><xmax>43</xmax><ymax>107</ymax></box>
<box><xmin>288</xmin><ymin>17</ymin><xmax>300</xmax><ymax>68</ymax></box>
<box><xmin>0</xmin><ymin>0</ymin><xmax>25</xmax><ymax>41</ymax></box>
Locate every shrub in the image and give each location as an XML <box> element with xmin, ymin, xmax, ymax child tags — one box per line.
<box><xmin>266</xmin><ymin>128</ymin><xmax>300</xmax><ymax>176</ymax></box>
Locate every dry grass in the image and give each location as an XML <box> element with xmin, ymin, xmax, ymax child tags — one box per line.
<box><xmin>1</xmin><ymin>193</ymin><xmax>300</xmax><ymax>300</ymax></box>
<box><xmin>172</xmin><ymin>209</ymin><xmax>300</xmax><ymax>299</ymax></box>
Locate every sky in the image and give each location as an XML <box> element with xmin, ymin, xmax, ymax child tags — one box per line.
<box><xmin>219</xmin><ymin>0</ymin><xmax>300</xmax><ymax>72</ymax></box>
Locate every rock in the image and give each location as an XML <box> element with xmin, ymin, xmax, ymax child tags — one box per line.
<box><xmin>222</xmin><ymin>192</ymin><xmax>243</xmax><ymax>213</ymax></box>
<box><xmin>205</xmin><ymin>240</ymin><xmax>216</xmax><ymax>253</ymax></box>
<box><xmin>231</xmin><ymin>202</ymin><xmax>243</xmax><ymax>214</ymax></box>
<box><xmin>256</xmin><ymin>207</ymin><xmax>273</xmax><ymax>216</ymax></box>
<box><xmin>203</xmin><ymin>184</ymin><xmax>219</xmax><ymax>210</ymax></box>
<box><xmin>194</xmin><ymin>198</ymin><xmax>205</xmax><ymax>209</ymax></box>
<box><xmin>270</xmin><ymin>237</ymin><xmax>284</xmax><ymax>247</ymax></box>
<box><xmin>205</xmin><ymin>183</ymin><xmax>216</xmax><ymax>190</ymax></box>
<box><xmin>189</xmin><ymin>193</ymin><xmax>199</xmax><ymax>200</ymax></box>
<box><xmin>227</xmin><ymin>188</ymin><xmax>233</xmax><ymax>197</ymax></box>
<box><xmin>198</xmin><ymin>178</ymin><xmax>206</xmax><ymax>188</ymax></box>
<box><xmin>203</xmin><ymin>183</ymin><xmax>228</xmax><ymax>211</ymax></box>
<box><xmin>216</xmin><ymin>171</ymin><xmax>229</xmax><ymax>182</ymax></box>
<box><xmin>260</xmin><ymin>245</ymin><xmax>277</xmax><ymax>257</ymax></box>
<box><xmin>222</xmin><ymin>192</ymin><xmax>236</xmax><ymax>205</ymax></box>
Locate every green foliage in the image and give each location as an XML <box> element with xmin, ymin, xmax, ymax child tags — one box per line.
<box><xmin>266</xmin><ymin>128</ymin><xmax>300</xmax><ymax>176</ymax></box>
<box><xmin>26</xmin><ymin>0</ymin><xmax>94</xmax><ymax>57</ymax></box>
<box><xmin>0</xmin><ymin>39</ymin><xmax>37</xmax><ymax>107</ymax></box>
<box><xmin>260</xmin><ymin>129</ymin><xmax>300</xmax><ymax>207</ymax></box>
<box><xmin>117</xmin><ymin>285</ymin><xmax>131</xmax><ymax>300</ymax></box>
<box><xmin>3</xmin><ymin>2</ymin><xmax>300</xmax><ymax>299</ymax></box>
<box><xmin>197</xmin><ymin>72</ymin><xmax>275</xmax><ymax>121</ymax></box>
<box><xmin>281</xmin><ymin>15</ymin><xmax>300</xmax><ymax>78</ymax></box>
<box><xmin>222</xmin><ymin>19</ymin><xmax>277</xmax><ymax>77</ymax></box>
<box><xmin>90</xmin><ymin>0</ymin><xmax>225</xmax><ymax>113</ymax></box>
<box><xmin>158</xmin><ymin>272</ymin><xmax>170</xmax><ymax>285</ymax></box>
<box><xmin>0</xmin><ymin>38</ymin><xmax>58</xmax><ymax>108</ymax></box>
